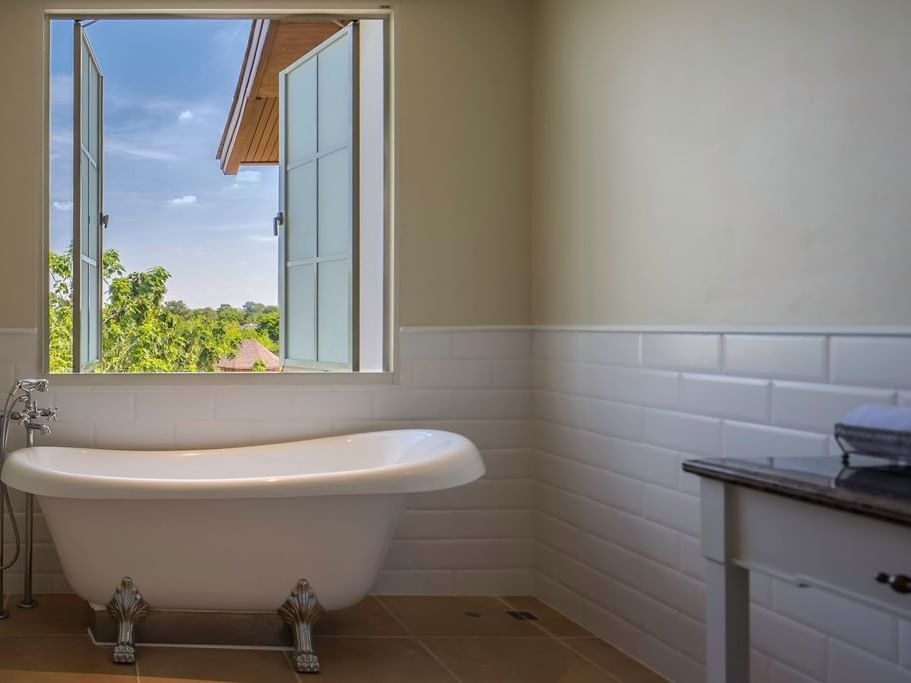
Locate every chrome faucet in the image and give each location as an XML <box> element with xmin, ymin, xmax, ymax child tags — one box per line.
<box><xmin>4</xmin><ymin>379</ymin><xmax>57</xmax><ymax>439</ymax></box>
<box><xmin>0</xmin><ymin>378</ymin><xmax>57</xmax><ymax>614</ymax></box>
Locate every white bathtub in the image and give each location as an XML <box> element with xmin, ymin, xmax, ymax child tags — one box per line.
<box><xmin>1</xmin><ymin>429</ymin><xmax>484</xmax><ymax>612</ymax></box>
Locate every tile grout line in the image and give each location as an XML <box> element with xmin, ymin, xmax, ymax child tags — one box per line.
<box><xmin>538</xmin><ymin>567</ymin><xmax>690</xmax><ymax>679</ymax></box>
<box><xmin>373</xmin><ymin>597</ymin><xmax>462</xmax><ymax>683</ymax></box>
<box><xmin>556</xmin><ymin>637</ymin><xmax>626</xmax><ymax>683</ymax></box>
<box><xmin>495</xmin><ymin>596</ymin><xmax>624</xmax><ymax>683</ymax></box>
<box><xmin>508</xmin><ymin>594</ymin><xmax>667</xmax><ymax>682</ymax></box>
<box><xmin>286</xmin><ymin>649</ymin><xmax>305</xmax><ymax>683</ymax></box>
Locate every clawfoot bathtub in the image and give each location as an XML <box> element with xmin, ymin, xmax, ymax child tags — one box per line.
<box><xmin>2</xmin><ymin>429</ymin><xmax>484</xmax><ymax>670</ymax></box>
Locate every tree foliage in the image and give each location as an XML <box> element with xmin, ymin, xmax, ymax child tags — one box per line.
<box><xmin>49</xmin><ymin>248</ymin><xmax>280</xmax><ymax>373</ymax></box>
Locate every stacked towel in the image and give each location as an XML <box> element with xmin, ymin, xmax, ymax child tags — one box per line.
<box><xmin>837</xmin><ymin>405</ymin><xmax>911</xmax><ymax>461</ymax></box>
<box><xmin>842</xmin><ymin>405</ymin><xmax>911</xmax><ymax>432</ymax></box>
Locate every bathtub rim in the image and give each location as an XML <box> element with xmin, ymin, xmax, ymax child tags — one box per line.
<box><xmin>1</xmin><ymin>429</ymin><xmax>485</xmax><ymax>501</ymax></box>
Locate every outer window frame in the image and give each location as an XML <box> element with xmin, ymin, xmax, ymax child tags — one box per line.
<box><xmin>38</xmin><ymin>9</ymin><xmax>397</xmax><ymax>386</ymax></box>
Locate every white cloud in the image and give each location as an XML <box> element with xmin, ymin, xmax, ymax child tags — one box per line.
<box><xmin>52</xmin><ymin>200</ymin><xmax>73</xmax><ymax>211</ymax></box>
<box><xmin>236</xmin><ymin>170</ymin><xmax>261</xmax><ymax>184</ymax></box>
<box><xmin>107</xmin><ymin>138</ymin><xmax>179</xmax><ymax>162</ymax></box>
<box><xmin>178</xmin><ymin>110</ymin><xmax>195</xmax><ymax>122</ymax></box>
<box><xmin>168</xmin><ymin>195</ymin><xmax>198</xmax><ymax>206</ymax></box>
<box><xmin>230</xmin><ymin>170</ymin><xmax>264</xmax><ymax>189</ymax></box>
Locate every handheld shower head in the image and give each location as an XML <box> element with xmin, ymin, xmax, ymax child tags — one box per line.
<box><xmin>15</xmin><ymin>379</ymin><xmax>49</xmax><ymax>393</ymax></box>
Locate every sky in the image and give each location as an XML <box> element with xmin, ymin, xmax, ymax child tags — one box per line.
<box><xmin>50</xmin><ymin>19</ymin><xmax>279</xmax><ymax>308</ymax></box>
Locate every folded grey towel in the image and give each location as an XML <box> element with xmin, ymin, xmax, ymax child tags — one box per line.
<box><xmin>837</xmin><ymin>405</ymin><xmax>911</xmax><ymax>461</ymax></box>
<box><xmin>842</xmin><ymin>405</ymin><xmax>911</xmax><ymax>433</ymax></box>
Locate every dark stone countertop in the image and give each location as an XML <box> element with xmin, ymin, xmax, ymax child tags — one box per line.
<box><xmin>683</xmin><ymin>455</ymin><xmax>911</xmax><ymax>528</ymax></box>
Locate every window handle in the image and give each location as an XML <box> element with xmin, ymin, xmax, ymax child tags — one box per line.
<box><xmin>101</xmin><ymin>213</ymin><xmax>110</xmax><ymax>230</ymax></box>
<box><xmin>273</xmin><ymin>211</ymin><xmax>284</xmax><ymax>237</ymax></box>
<box><xmin>876</xmin><ymin>572</ymin><xmax>911</xmax><ymax>594</ymax></box>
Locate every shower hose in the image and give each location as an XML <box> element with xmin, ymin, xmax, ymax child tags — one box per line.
<box><xmin>0</xmin><ymin>385</ymin><xmax>26</xmax><ymax>581</ymax></box>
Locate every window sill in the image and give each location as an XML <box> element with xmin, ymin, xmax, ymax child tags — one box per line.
<box><xmin>46</xmin><ymin>371</ymin><xmax>398</xmax><ymax>387</ymax></box>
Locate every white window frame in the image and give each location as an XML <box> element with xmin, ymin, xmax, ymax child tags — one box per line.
<box><xmin>38</xmin><ymin>9</ymin><xmax>397</xmax><ymax>386</ymax></box>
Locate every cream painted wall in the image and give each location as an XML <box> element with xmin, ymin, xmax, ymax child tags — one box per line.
<box><xmin>531</xmin><ymin>0</ymin><xmax>911</xmax><ymax>326</ymax></box>
<box><xmin>0</xmin><ymin>0</ymin><xmax>531</xmax><ymax>329</ymax></box>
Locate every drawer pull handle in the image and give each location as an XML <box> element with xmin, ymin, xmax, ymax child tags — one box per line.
<box><xmin>875</xmin><ymin>572</ymin><xmax>911</xmax><ymax>594</ymax></box>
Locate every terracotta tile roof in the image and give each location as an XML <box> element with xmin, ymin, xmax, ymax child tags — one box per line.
<box><xmin>216</xmin><ymin>339</ymin><xmax>281</xmax><ymax>372</ymax></box>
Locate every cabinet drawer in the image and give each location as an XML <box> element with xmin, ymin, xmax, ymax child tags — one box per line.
<box><xmin>731</xmin><ymin>486</ymin><xmax>911</xmax><ymax>616</ymax></box>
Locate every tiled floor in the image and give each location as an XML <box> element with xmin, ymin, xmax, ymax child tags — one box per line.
<box><xmin>0</xmin><ymin>594</ymin><xmax>666</xmax><ymax>682</ymax></box>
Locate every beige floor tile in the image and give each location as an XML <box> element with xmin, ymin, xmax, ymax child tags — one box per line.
<box><xmin>563</xmin><ymin>638</ymin><xmax>666</xmax><ymax>683</ymax></box>
<box><xmin>422</xmin><ymin>637</ymin><xmax>617</xmax><ymax>682</ymax></box>
<box><xmin>303</xmin><ymin>637</ymin><xmax>455</xmax><ymax>682</ymax></box>
<box><xmin>0</xmin><ymin>635</ymin><xmax>134</xmax><ymax>682</ymax></box>
<box><xmin>500</xmin><ymin>596</ymin><xmax>593</xmax><ymax>637</ymax></box>
<box><xmin>136</xmin><ymin>646</ymin><xmax>297</xmax><ymax>682</ymax></box>
<box><xmin>0</xmin><ymin>594</ymin><xmax>88</xmax><ymax>636</ymax></box>
<box><xmin>378</xmin><ymin>596</ymin><xmax>545</xmax><ymax>637</ymax></box>
<box><xmin>317</xmin><ymin>597</ymin><xmax>408</xmax><ymax>637</ymax></box>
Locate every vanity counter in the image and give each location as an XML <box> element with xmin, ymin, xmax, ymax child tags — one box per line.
<box><xmin>683</xmin><ymin>454</ymin><xmax>911</xmax><ymax>528</ymax></box>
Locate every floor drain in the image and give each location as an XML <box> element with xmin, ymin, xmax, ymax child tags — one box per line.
<box><xmin>506</xmin><ymin>610</ymin><xmax>539</xmax><ymax>621</ymax></box>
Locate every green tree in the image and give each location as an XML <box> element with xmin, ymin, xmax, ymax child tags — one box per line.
<box><xmin>216</xmin><ymin>304</ymin><xmax>244</xmax><ymax>325</ymax></box>
<box><xmin>164</xmin><ymin>300</ymin><xmax>190</xmax><ymax>317</ymax></box>
<box><xmin>255</xmin><ymin>309</ymin><xmax>280</xmax><ymax>350</ymax></box>
<box><xmin>48</xmin><ymin>249</ymin><xmax>74</xmax><ymax>373</ymax></box>
<box><xmin>49</xmin><ymin>248</ymin><xmax>276</xmax><ymax>373</ymax></box>
<box><xmin>242</xmin><ymin>301</ymin><xmax>266</xmax><ymax>317</ymax></box>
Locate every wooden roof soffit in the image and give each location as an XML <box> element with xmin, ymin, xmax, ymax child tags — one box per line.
<box><xmin>216</xmin><ymin>19</ymin><xmax>343</xmax><ymax>175</ymax></box>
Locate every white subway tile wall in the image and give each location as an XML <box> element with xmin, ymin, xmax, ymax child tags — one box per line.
<box><xmin>1</xmin><ymin>328</ymin><xmax>911</xmax><ymax>682</ymax></box>
<box><xmin>0</xmin><ymin>328</ymin><xmax>535</xmax><ymax>599</ymax></box>
<box><xmin>533</xmin><ymin>329</ymin><xmax>911</xmax><ymax>683</ymax></box>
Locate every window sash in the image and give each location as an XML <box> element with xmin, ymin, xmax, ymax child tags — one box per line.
<box><xmin>278</xmin><ymin>23</ymin><xmax>359</xmax><ymax>371</ymax></box>
<box><xmin>72</xmin><ymin>21</ymin><xmax>104</xmax><ymax>373</ymax></box>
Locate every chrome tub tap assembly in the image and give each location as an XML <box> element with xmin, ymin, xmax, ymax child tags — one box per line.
<box><xmin>0</xmin><ymin>378</ymin><xmax>57</xmax><ymax>618</ymax></box>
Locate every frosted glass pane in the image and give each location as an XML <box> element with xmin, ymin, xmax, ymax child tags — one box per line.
<box><xmin>87</xmin><ymin>262</ymin><xmax>98</xmax><ymax>361</ymax></box>
<box><xmin>87</xmin><ymin>61</ymin><xmax>99</xmax><ymax>160</ymax></box>
<box><xmin>317</xmin><ymin>34</ymin><xmax>351</xmax><ymax>151</ymax></box>
<box><xmin>286</xmin><ymin>161</ymin><xmax>316</xmax><ymax>261</ymax></box>
<box><xmin>81</xmin><ymin>48</ymin><xmax>89</xmax><ymax>149</ymax></box>
<box><xmin>286</xmin><ymin>59</ymin><xmax>317</xmax><ymax>167</ymax></box>
<box><xmin>317</xmin><ymin>148</ymin><xmax>351</xmax><ymax>257</ymax></box>
<box><xmin>87</xmin><ymin>162</ymin><xmax>98</xmax><ymax>258</ymax></box>
<box><xmin>80</xmin><ymin>262</ymin><xmax>98</xmax><ymax>365</ymax></box>
<box><xmin>286</xmin><ymin>264</ymin><xmax>316</xmax><ymax>362</ymax></box>
<box><xmin>317</xmin><ymin>259</ymin><xmax>350</xmax><ymax>366</ymax></box>
<box><xmin>79</xmin><ymin>154</ymin><xmax>90</xmax><ymax>256</ymax></box>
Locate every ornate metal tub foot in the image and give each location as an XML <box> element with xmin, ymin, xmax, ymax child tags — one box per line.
<box><xmin>278</xmin><ymin>579</ymin><xmax>324</xmax><ymax>673</ymax></box>
<box><xmin>106</xmin><ymin>577</ymin><xmax>149</xmax><ymax>664</ymax></box>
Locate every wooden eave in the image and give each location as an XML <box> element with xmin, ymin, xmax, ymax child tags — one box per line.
<box><xmin>216</xmin><ymin>18</ymin><xmax>342</xmax><ymax>175</ymax></box>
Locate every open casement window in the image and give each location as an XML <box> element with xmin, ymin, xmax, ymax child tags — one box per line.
<box><xmin>278</xmin><ymin>24</ymin><xmax>358</xmax><ymax>371</ymax></box>
<box><xmin>72</xmin><ymin>22</ymin><xmax>105</xmax><ymax>372</ymax></box>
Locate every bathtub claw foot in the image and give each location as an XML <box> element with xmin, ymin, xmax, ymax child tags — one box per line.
<box><xmin>112</xmin><ymin>643</ymin><xmax>137</xmax><ymax>664</ymax></box>
<box><xmin>294</xmin><ymin>651</ymin><xmax>320</xmax><ymax>674</ymax></box>
<box><xmin>106</xmin><ymin>577</ymin><xmax>149</xmax><ymax>665</ymax></box>
<box><xmin>279</xmin><ymin>579</ymin><xmax>323</xmax><ymax>674</ymax></box>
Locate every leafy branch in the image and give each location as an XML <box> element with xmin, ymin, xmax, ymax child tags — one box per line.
<box><xmin>49</xmin><ymin>247</ymin><xmax>279</xmax><ymax>373</ymax></box>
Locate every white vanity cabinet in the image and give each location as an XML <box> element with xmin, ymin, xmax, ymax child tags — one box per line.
<box><xmin>685</xmin><ymin>457</ymin><xmax>911</xmax><ymax>683</ymax></box>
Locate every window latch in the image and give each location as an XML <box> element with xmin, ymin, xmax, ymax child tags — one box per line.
<box><xmin>273</xmin><ymin>211</ymin><xmax>284</xmax><ymax>237</ymax></box>
<box><xmin>101</xmin><ymin>213</ymin><xmax>110</xmax><ymax>230</ymax></box>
